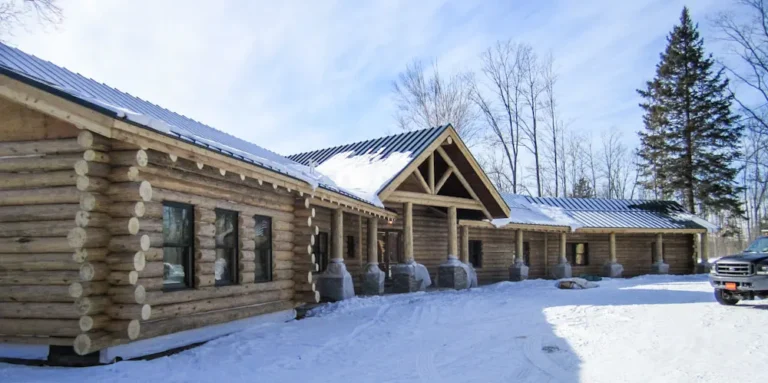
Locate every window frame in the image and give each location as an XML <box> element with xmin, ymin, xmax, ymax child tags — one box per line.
<box><xmin>253</xmin><ymin>215</ymin><xmax>273</xmax><ymax>283</ymax></box>
<box><xmin>469</xmin><ymin>240</ymin><xmax>483</xmax><ymax>268</ymax></box>
<box><xmin>162</xmin><ymin>201</ymin><xmax>195</xmax><ymax>291</ymax></box>
<box><xmin>214</xmin><ymin>208</ymin><xmax>239</xmax><ymax>286</ymax></box>
<box><xmin>567</xmin><ymin>242</ymin><xmax>589</xmax><ymax>266</ymax></box>
<box><xmin>315</xmin><ymin>232</ymin><xmax>330</xmax><ymax>272</ymax></box>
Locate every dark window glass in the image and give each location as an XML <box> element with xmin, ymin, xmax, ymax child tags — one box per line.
<box><xmin>254</xmin><ymin>215</ymin><xmax>272</xmax><ymax>282</ymax></box>
<box><xmin>215</xmin><ymin>209</ymin><xmax>238</xmax><ymax>285</ymax></box>
<box><xmin>567</xmin><ymin>243</ymin><xmax>589</xmax><ymax>266</ymax></box>
<box><xmin>523</xmin><ymin>242</ymin><xmax>531</xmax><ymax>266</ymax></box>
<box><xmin>163</xmin><ymin>203</ymin><xmax>194</xmax><ymax>289</ymax></box>
<box><xmin>469</xmin><ymin>240</ymin><xmax>483</xmax><ymax>268</ymax></box>
<box><xmin>314</xmin><ymin>232</ymin><xmax>329</xmax><ymax>272</ymax></box>
<box><xmin>347</xmin><ymin>235</ymin><xmax>355</xmax><ymax>258</ymax></box>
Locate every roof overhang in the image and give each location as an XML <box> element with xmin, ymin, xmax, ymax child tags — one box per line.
<box><xmin>459</xmin><ymin>219</ymin><xmax>707</xmax><ymax>235</ymax></box>
<box><xmin>0</xmin><ymin>72</ymin><xmax>396</xmax><ymax>219</ymax></box>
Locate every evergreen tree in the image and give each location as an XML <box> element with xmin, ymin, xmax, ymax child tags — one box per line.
<box><xmin>637</xmin><ymin>7</ymin><xmax>743</xmax><ymax>215</ymax></box>
<box><xmin>571</xmin><ymin>177</ymin><xmax>593</xmax><ymax>198</ymax></box>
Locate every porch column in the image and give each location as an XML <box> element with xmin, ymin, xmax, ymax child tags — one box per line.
<box><xmin>509</xmin><ymin>229</ymin><xmax>529</xmax><ymax>281</ymax></box>
<box><xmin>361</xmin><ymin>217</ymin><xmax>385</xmax><ymax>295</ymax></box>
<box><xmin>552</xmin><ymin>232</ymin><xmax>572</xmax><ymax>279</ymax></box>
<box><xmin>460</xmin><ymin>225</ymin><xmax>469</xmax><ymax>264</ymax></box>
<box><xmin>650</xmin><ymin>233</ymin><xmax>669</xmax><ymax>274</ymax></box>
<box><xmin>391</xmin><ymin>202</ymin><xmax>431</xmax><ymax>293</ymax></box>
<box><xmin>695</xmin><ymin>232</ymin><xmax>711</xmax><ymax>273</ymax></box>
<box><xmin>438</xmin><ymin>206</ymin><xmax>472</xmax><ymax>289</ymax></box>
<box><xmin>316</xmin><ymin>208</ymin><xmax>355</xmax><ymax>301</ymax></box>
<box><xmin>602</xmin><ymin>232</ymin><xmax>623</xmax><ymax>278</ymax></box>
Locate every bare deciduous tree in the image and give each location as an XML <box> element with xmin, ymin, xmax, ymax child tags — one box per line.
<box><xmin>472</xmin><ymin>40</ymin><xmax>529</xmax><ymax>193</ymax></box>
<box><xmin>519</xmin><ymin>49</ymin><xmax>545</xmax><ymax>197</ymax></box>
<box><xmin>0</xmin><ymin>0</ymin><xmax>61</xmax><ymax>38</ymax></box>
<box><xmin>392</xmin><ymin>59</ymin><xmax>479</xmax><ymax>143</ymax></box>
<box><xmin>541</xmin><ymin>53</ymin><xmax>564</xmax><ymax>197</ymax></box>
<box><xmin>600</xmin><ymin>130</ymin><xmax>633</xmax><ymax>199</ymax></box>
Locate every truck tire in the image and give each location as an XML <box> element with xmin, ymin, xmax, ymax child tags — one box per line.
<box><xmin>714</xmin><ymin>289</ymin><xmax>739</xmax><ymax>306</ymax></box>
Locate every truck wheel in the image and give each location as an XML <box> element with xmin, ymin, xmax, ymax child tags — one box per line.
<box><xmin>714</xmin><ymin>289</ymin><xmax>739</xmax><ymax>306</ymax></box>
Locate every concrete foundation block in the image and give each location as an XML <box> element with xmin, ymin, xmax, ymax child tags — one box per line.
<box><xmin>601</xmin><ymin>262</ymin><xmax>624</xmax><ymax>278</ymax></box>
<box><xmin>650</xmin><ymin>261</ymin><xmax>670</xmax><ymax>275</ymax></box>
<box><xmin>508</xmin><ymin>261</ymin><xmax>529</xmax><ymax>281</ymax></box>
<box><xmin>438</xmin><ymin>260</ymin><xmax>469</xmax><ymax>289</ymax></box>
<box><xmin>316</xmin><ymin>260</ymin><xmax>355</xmax><ymax>301</ymax></box>
<box><xmin>552</xmin><ymin>262</ymin><xmax>572</xmax><ymax>279</ymax></box>
<box><xmin>695</xmin><ymin>261</ymin><xmax>711</xmax><ymax>274</ymax></box>
<box><xmin>361</xmin><ymin>263</ymin><xmax>386</xmax><ymax>295</ymax></box>
<box><xmin>391</xmin><ymin>262</ymin><xmax>429</xmax><ymax>293</ymax></box>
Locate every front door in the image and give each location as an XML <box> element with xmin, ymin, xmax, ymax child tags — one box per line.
<box><xmin>377</xmin><ymin>230</ymin><xmax>403</xmax><ymax>278</ymax></box>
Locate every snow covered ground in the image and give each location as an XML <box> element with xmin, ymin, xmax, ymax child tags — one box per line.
<box><xmin>2</xmin><ymin>275</ymin><xmax>767</xmax><ymax>383</ymax></box>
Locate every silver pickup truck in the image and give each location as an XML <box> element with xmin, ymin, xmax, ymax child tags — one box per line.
<box><xmin>709</xmin><ymin>237</ymin><xmax>768</xmax><ymax>305</ymax></box>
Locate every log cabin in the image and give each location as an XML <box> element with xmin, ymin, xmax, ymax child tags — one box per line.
<box><xmin>0</xmin><ymin>43</ymin><xmax>714</xmax><ymax>364</ymax></box>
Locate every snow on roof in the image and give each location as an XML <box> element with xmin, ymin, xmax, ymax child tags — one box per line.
<box><xmin>493</xmin><ymin>194</ymin><xmax>717</xmax><ymax>232</ymax></box>
<box><xmin>315</xmin><ymin>149</ymin><xmax>413</xmax><ymax>207</ymax></box>
<box><xmin>0</xmin><ymin>43</ymin><xmax>380</xmax><ymax>206</ymax></box>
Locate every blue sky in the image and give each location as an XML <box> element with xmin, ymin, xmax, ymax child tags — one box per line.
<box><xmin>8</xmin><ymin>0</ymin><xmax>733</xmax><ymax>156</ymax></box>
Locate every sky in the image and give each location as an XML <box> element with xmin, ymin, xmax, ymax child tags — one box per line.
<box><xmin>6</xmin><ymin>0</ymin><xmax>735</xmax><ymax>157</ymax></box>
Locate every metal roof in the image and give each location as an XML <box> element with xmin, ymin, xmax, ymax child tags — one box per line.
<box><xmin>0</xmin><ymin>43</ymin><xmax>375</xmax><ymax>206</ymax></box>
<box><xmin>288</xmin><ymin>126</ymin><xmax>448</xmax><ymax>167</ymax></box>
<box><xmin>499</xmin><ymin>194</ymin><xmax>713</xmax><ymax>231</ymax></box>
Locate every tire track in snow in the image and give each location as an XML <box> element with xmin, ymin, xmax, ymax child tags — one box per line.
<box><xmin>414</xmin><ymin>302</ymin><xmax>441</xmax><ymax>383</ymax></box>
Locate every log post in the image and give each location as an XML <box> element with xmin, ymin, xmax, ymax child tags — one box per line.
<box><xmin>404</xmin><ymin>202</ymin><xmax>413</xmax><ymax>263</ymax></box>
<box><xmin>509</xmin><ymin>229</ymin><xmax>529</xmax><ymax>281</ymax></box>
<box><xmin>601</xmin><ymin>232</ymin><xmax>623</xmax><ymax>278</ymax></box>
<box><xmin>551</xmin><ymin>232</ymin><xmax>572</xmax><ymax>279</ymax></box>
<box><xmin>447</xmin><ymin>206</ymin><xmax>457</xmax><ymax>258</ymax></box>
<box><xmin>651</xmin><ymin>233</ymin><xmax>669</xmax><ymax>274</ymax></box>
<box><xmin>316</xmin><ymin>208</ymin><xmax>354</xmax><ymax>301</ymax></box>
<box><xmin>460</xmin><ymin>225</ymin><xmax>469</xmax><ymax>264</ymax></box>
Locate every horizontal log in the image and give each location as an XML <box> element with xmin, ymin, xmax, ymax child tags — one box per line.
<box><xmin>72</xmin><ymin>248</ymin><xmax>108</xmax><ymax>263</ymax></box>
<box><xmin>79</xmin><ymin>192</ymin><xmax>110</xmax><ymax>212</ymax></box>
<box><xmin>0</xmin><ymin>138</ymin><xmax>82</xmax><ymax>156</ymax></box>
<box><xmin>0</xmin><ymin>186</ymin><xmax>80</xmax><ymax>206</ymax></box>
<box><xmin>0</xmin><ymin>153</ymin><xmax>82</xmax><ymax>172</ymax></box>
<box><xmin>83</xmin><ymin>150</ymin><xmax>110</xmax><ymax>163</ymax></box>
<box><xmin>106</xmin><ymin>217</ymin><xmax>141</xmax><ymax>235</ymax></box>
<box><xmin>80</xmin><ymin>315</ymin><xmax>111</xmax><ymax>333</ymax></box>
<box><xmin>195</xmin><ymin>249</ymin><xmax>216</xmax><ymax>262</ymax></box>
<box><xmin>0</xmin><ymin>170</ymin><xmax>77</xmax><ymax>189</ymax></box>
<box><xmin>107</xmin><ymin>181</ymin><xmax>153</xmax><ymax>202</ymax></box>
<box><xmin>110</xmin><ymin>150</ymin><xmax>148</xmax><ymax>167</ymax></box>
<box><xmin>139</xmin><ymin>262</ymin><xmax>164</xmax><ymax>278</ymax></box>
<box><xmin>108</xmin><ymin>270</ymin><xmax>139</xmax><ymax>286</ymax></box>
<box><xmin>0</xmin><ymin>237</ymin><xmax>72</xmax><ymax>254</ymax></box>
<box><xmin>68</xmin><ymin>227</ymin><xmax>110</xmax><ymax>249</ymax></box>
<box><xmin>241</xmin><ymin>239</ymin><xmax>255</xmax><ymax>251</ymax></box>
<box><xmin>77</xmin><ymin>131</ymin><xmax>111</xmax><ymax>151</ymax></box>
<box><xmin>195</xmin><ymin>222</ymin><xmax>215</xmax><ymax>237</ymax></box>
<box><xmin>74</xmin><ymin>332</ymin><xmax>116</xmax><ymax>356</ymax></box>
<box><xmin>273</xmin><ymin>221</ymin><xmax>294</xmax><ymax>231</ymax></box>
<box><xmin>136</xmin><ymin>218</ymin><xmax>163</xmax><ymax>233</ymax></box>
<box><xmin>238</xmin><ymin>261</ymin><xmax>255</xmax><ymax>272</ymax></box>
<box><xmin>105</xmin><ymin>304</ymin><xmax>151</xmax><ymax>320</ymax></box>
<box><xmin>273</xmin><ymin>231</ymin><xmax>294</xmax><ymax>243</ymax></box>
<box><xmin>106</xmin><ymin>319</ymin><xmax>141</xmax><ymax>340</ymax></box>
<box><xmin>68</xmin><ymin>281</ymin><xmax>108</xmax><ymax>298</ymax></box>
<box><xmin>0</xmin><ymin>297</ymin><xmax>108</xmax><ymax>319</ymax></box>
<box><xmin>109</xmin><ymin>166</ymin><xmax>140</xmax><ymax>183</ymax></box>
<box><xmin>79</xmin><ymin>262</ymin><xmax>109</xmax><ymax>281</ymax></box>
<box><xmin>76</xmin><ymin>175</ymin><xmax>110</xmax><ymax>192</ymax></box>
<box><xmin>295</xmin><ymin>290</ymin><xmax>320</xmax><ymax>304</ymax></box>
<box><xmin>74</xmin><ymin>159</ymin><xmax>111</xmax><ymax>177</ymax></box>
<box><xmin>274</xmin><ymin>241</ymin><xmax>292</xmax><ymax>252</ymax></box>
<box><xmin>0</xmin><ymin>259</ymin><xmax>80</xmax><ymax>272</ymax></box>
<box><xmin>144</xmin><ymin>248</ymin><xmax>163</xmax><ymax>262</ymax></box>
<box><xmin>75</xmin><ymin>211</ymin><xmax>110</xmax><ymax>228</ymax></box>
<box><xmin>149</xmin><ymin>290</ymin><xmax>283</xmax><ymax>321</ymax></box>
<box><xmin>240</xmin><ymin>272</ymin><xmax>255</xmax><ymax>284</ymax></box>
<box><xmin>152</xmin><ymin>187</ymin><xmax>295</xmax><ymax>222</ymax></box>
<box><xmin>107</xmin><ymin>284</ymin><xmax>146</xmax><ymax>300</ymax></box>
<box><xmin>108</xmin><ymin>234</ymin><xmax>151</xmax><ymax>252</ymax></box>
<box><xmin>106</xmin><ymin>251</ymin><xmax>146</xmax><ymax>271</ymax></box>
<box><xmin>275</xmin><ymin>260</ymin><xmax>293</xmax><ymax>270</ymax></box>
<box><xmin>294</xmin><ymin>282</ymin><xmax>316</xmax><ymax>292</ymax></box>
<box><xmin>194</xmin><ymin>262</ymin><xmax>215</xmax><ymax>275</ymax></box>
<box><xmin>195</xmin><ymin>236</ymin><xmax>215</xmax><ymax>250</ymax></box>
<box><xmin>0</xmin><ymin>204</ymin><xmax>80</xmax><ymax>223</ymax></box>
<box><xmin>106</xmin><ymin>201</ymin><xmax>145</xmax><ymax>218</ymax></box>
<box><xmin>0</xmin><ymin>284</ymin><xmax>77</xmax><ymax>302</ymax></box>
<box><xmin>145</xmin><ymin>280</ymin><xmax>294</xmax><ymax>306</ymax></box>
<box><xmin>0</xmin><ymin>318</ymin><xmax>84</xmax><ymax>337</ymax></box>
<box><xmin>0</xmin><ymin>220</ymin><xmax>76</xmax><ymax>238</ymax></box>
<box><xmin>195</xmin><ymin>207</ymin><xmax>216</xmax><ymax>223</ymax></box>
<box><xmin>138</xmin><ymin>300</ymin><xmax>293</xmax><ymax>342</ymax></box>
<box><xmin>0</xmin><ymin>335</ymin><xmax>75</xmax><ymax>346</ymax></box>
<box><xmin>195</xmin><ymin>274</ymin><xmax>215</xmax><ymax>287</ymax></box>
<box><xmin>240</xmin><ymin>250</ymin><xmax>255</xmax><ymax>261</ymax></box>
<box><xmin>293</xmin><ymin>245</ymin><xmax>312</xmax><ymax>256</ymax></box>
<box><xmin>138</xmin><ymin>277</ymin><xmax>164</xmax><ymax>291</ymax></box>
<box><xmin>275</xmin><ymin>250</ymin><xmax>294</xmax><ymax>261</ymax></box>
<box><xmin>276</xmin><ymin>269</ymin><xmax>296</xmax><ymax>281</ymax></box>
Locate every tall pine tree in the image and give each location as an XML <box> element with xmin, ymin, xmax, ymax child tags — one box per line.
<box><xmin>637</xmin><ymin>7</ymin><xmax>743</xmax><ymax>216</ymax></box>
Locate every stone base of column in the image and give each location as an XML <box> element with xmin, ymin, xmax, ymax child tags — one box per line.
<box><xmin>438</xmin><ymin>257</ymin><xmax>472</xmax><ymax>289</ymax></box>
<box><xmin>508</xmin><ymin>261</ymin><xmax>529</xmax><ymax>281</ymax></box>
<box><xmin>391</xmin><ymin>261</ymin><xmax>431</xmax><ymax>293</ymax></box>
<box><xmin>650</xmin><ymin>261</ymin><xmax>669</xmax><ymax>275</ymax></box>
<box><xmin>361</xmin><ymin>263</ymin><xmax>386</xmax><ymax>295</ymax></box>
<box><xmin>694</xmin><ymin>261</ymin><xmax>711</xmax><ymax>274</ymax></box>
<box><xmin>552</xmin><ymin>262</ymin><xmax>572</xmax><ymax>279</ymax></box>
<box><xmin>316</xmin><ymin>259</ymin><xmax>355</xmax><ymax>301</ymax></box>
<box><xmin>602</xmin><ymin>262</ymin><xmax>624</xmax><ymax>278</ymax></box>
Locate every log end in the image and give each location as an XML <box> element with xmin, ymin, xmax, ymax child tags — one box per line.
<box><xmin>127</xmin><ymin>319</ymin><xmax>141</xmax><ymax>340</ymax></box>
<box><xmin>68</xmin><ymin>227</ymin><xmax>87</xmax><ymax>249</ymax></box>
<box><xmin>134</xmin><ymin>284</ymin><xmax>147</xmax><ymax>304</ymax></box>
<box><xmin>139</xmin><ymin>234</ymin><xmax>150</xmax><ymax>251</ymax></box>
<box><xmin>79</xmin><ymin>316</ymin><xmax>95</xmax><ymax>332</ymax></box>
<box><xmin>128</xmin><ymin>217</ymin><xmax>140</xmax><ymax>235</ymax></box>
<box><xmin>139</xmin><ymin>180</ymin><xmax>152</xmax><ymax>202</ymax></box>
<box><xmin>69</xmin><ymin>282</ymin><xmax>83</xmax><ymax>298</ymax></box>
<box><xmin>140</xmin><ymin>304</ymin><xmax>151</xmax><ymax>320</ymax></box>
<box><xmin>73</xmin><ymin>333</ymin><xmax>92</xmax><ymax>356</ymax></box>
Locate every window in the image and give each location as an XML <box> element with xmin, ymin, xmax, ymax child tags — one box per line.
<box><xmin>254</xmin><ymin>215</ymin><xmax>272</xmax><ymax>282</ymax></box>
<box><xmin>162</xmin><ymin>202</ymin><xmax>194</xmax><ymax>289</ymax></box>
<box><xmin>347</xmin><ymin>235</ymin><xmax>355</xmax><ymax>258</ymax></box>
<box><xmin>651</xmin><ymin>242</ymin><xmax>667</xmax><ymax>264</ymax></box>
<box><xmin>315</xmin><ymin>232</ymin><xmax>329</xmax><ymax>272</ymax></box>
<box><xmin>567</xmin><ymin>243</ymin><xmax>589</xmax><ymax>266</ymax></box>
<box><xmin>523</xmin><ymin>242</ymin><xmax>531</xmax><ymax>266</ymax></box>
<box><xmin>469</xmin><ymin>240</ymin><xmax>483</xmax><ymax>268</ymax></box>
<box><xmin>214</xmin><ymin>209</ymin><xmax>238</xmax><ymax>285</ymax></box>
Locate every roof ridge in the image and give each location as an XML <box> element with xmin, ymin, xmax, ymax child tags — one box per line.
<box><xmin>287</xmin><ymin>125</ymin><xmax>447</xmax><ymax>158</ymax></box>
<box><xmin>1</xmin><ymin>43</ymin><xmax>290</xmax><ymax>162</ymax></box>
